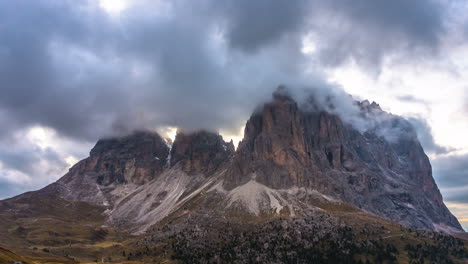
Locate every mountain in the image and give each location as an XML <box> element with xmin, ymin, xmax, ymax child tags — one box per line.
<box><xmin>0</xmin><ymin>89</ymin><xmax>466</xmax><ymax>263</ymax></box>
<box><xmin>223</xmin><ymin>91</ymin><xmax>461</xmax><ymax>232</ymax></box>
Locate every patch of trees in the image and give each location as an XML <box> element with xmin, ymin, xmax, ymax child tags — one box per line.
<box><xmin>128</xmin><ymin>213</ymin><xmax>468</xmax><ymax>264</ymax></box>
<box><xmin>404</xmin><ymin>233</ymin><xmax>467</xmax><ymax>264</ymax></box>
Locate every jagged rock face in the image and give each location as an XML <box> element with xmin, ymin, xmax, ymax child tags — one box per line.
<box><xmin>225</xmin><ymin>92</ymin><xmax>358</xmax><ymax>190</ymax></box>
<box><xmin>51</xmin><ymin>130</ymin><xmax>234</xmax><ymax>209</ymax></box>
<box><xmin>170</xmin><ymin>131</ymin><xmax>234</xmax><ymax>174</ymax></box>
<box><xmin>224</xmin><ymin>91</ymin><xmax>462</xmax><ymax>231</ymax></box>
<box><xmin>65</xmin><ymin>131</ymin><xmax>170</xmax><ymax>186</ymax></box>
<box><xmin>225</xmin><ymin>93</ymin><xmax>313</xmax><ymax>190</ymax></box>
<box><xmin>51</xmin><ymin>131</ymin><xmax>170</xmax><ymax>205</ymax></box>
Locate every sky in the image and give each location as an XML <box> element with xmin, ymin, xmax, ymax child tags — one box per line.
<box><xmin>0</xmin><ymin>0</ymin><xmax>468</xmax><ymax>230</ymax></box>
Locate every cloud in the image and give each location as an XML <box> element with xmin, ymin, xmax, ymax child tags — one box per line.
<box><xmin>0</xmin><ymin>126</ymin><xmax>92</xmax><ymax>198</ymax></box>
<box><xmin>0</xmin><ymin>0</ymin><xmax>460</xmax><ymax>144</ymax></box>
<box><xmin>0</xmin><ymin>0</ymin><xmax>310</xmax><ymax>142</ymax></box>
<box><xmin>432</xmin><ymin>152</ymin><xmax>468</xmax><ymax>216</ymax></box>
<box><xmin>406</xmin><ymin>117</ymin><xmax>453</xmax><ymax>155</ymax></box>
<box><xmin>0</xmin><ymin>0</ymin><xmax>119</xmax><ymax>141</ymax></box>
<box><xmin>217</xmin><ymin>0</ymin><xmax>309</xmax><ymax>53</ymax></box>
<box><xmin>0</xmin><ymin>146</ymin><xmax>64</xmax><ymax>177</ymax></box>
<box><xmin>0</xmin><ymin>134</ymin><xmax>67</xmax><ymax>196</ymax></box>
<box><xmin>433</xmin><ymin>153</ymin><xmax>468</xmax><ymax>189</ymax></box>
<box><xmin>445</xmin><ymin>202</ymin><xmax>468</xmax><ymax>231</ymax></box>
<box><xmin>0</xmin><ymin>180</ymin><xmax>32</xmax><ymax>200</ymax></box>
<box><xmin>396</xmin><ymin>95</ymin><xmax>428</xmax><ymax>105</ymax></box>
<box><xmin>309</xmin><ymin>0</ymin><xmax>446</xmax><ymax>68</ymax></box>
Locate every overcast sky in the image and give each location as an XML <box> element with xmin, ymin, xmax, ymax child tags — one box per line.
<box><xmin>1</xmin><ymin>0</ymin><xmax>468</xmax><ymax>230</ymax></box>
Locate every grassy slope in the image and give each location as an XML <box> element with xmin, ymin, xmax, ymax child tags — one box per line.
<box><xmin>0</xmin><ymin>245</ymin><xmax>31</xmax><ymax>264</ymax></box>
<box><xmin>0</xmin><ymin>191</ymin><xmax>146</xmax><ymax>263</ymax></box>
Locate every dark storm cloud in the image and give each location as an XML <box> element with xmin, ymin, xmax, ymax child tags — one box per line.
<box><xmin>0</xmin><ymin>0</ymin><xmax>293</xmax><ymax>141</ymax></box>
<box><xmin>325</xmin><ymin>0</ymin><xmax>443</xmax><ymax>43</ymax></box>
<box><xmin>445</xmin><ymin>193</ymin><xmax>468</xmax><ymax>204</ymax></box>
<box><xmin>310</xmin><ymin>0</ymin><xmax>446</xmax><ymax>67</ymax></box>
<box><xmin>433</xmin><ymin>154</ymin><xmax>468</xmax><ymax>189</ymax></box>
<box><xmin>0</xmin><ymin>0</ymin><xmax>454</xmax><ymax>144</ymax></box>
<box><xmin>433</xmin><ymin>153</ymin><xmax>468</xmax><ymax>203</ymax></box>
<box><xmin>215</xmin><ymin>0</ymin><xmax>446</xmax><ymax>65</ymax></box>
<box><xmin>0</xmin><ymin>0</ymin><xmax>121</xmax><ymax>141</ymax></box>
<box><xmin>217</xmin><ymin>0</ymin><xmax>308</xmax><ymax>53</ymax></box>
<box><xmin>0</xmin><ymin>146</ymin><xmax>66</xmax><ymax>176</ymax></box>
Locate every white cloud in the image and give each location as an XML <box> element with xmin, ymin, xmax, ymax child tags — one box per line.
<box><xmin>0</xmin><ymin>126</ymin><xmax>92</xmax><ymax>193</ymax></box>
<box><xmin>220</xmin><ymin>126</ymin><xmax>245</xmax><ymax>149</ymax></box>
<box><xmin>99</xmin><ymin>0</ymin><xmax>130</xmax><ymax>15</ymax></box>
<box><xmin>327</xmin><ymin>43</ymin><xmax>468</xmax><ymax>152</ymax></box>
<box><xmin>0</xmin><ymin>163</ymin><xmax>31</xmax><ymax>184</ymax></box>
<box><xmin>156</xmin><ymin>126</ymin><xmax>178</xmax><ymax>143</ymax></box>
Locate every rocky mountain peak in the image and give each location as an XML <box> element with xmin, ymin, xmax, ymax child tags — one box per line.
<box><xmin>170</xmin><ymin>130</ymin><xmax>234</xmax><ymax>174</ymax></box>
<box><xmin>223</xmin><ymin>90</ymin><xmax>462</xmax><ymax>231</ymax></box>
<box><xmin>90</xmin><ymin>130</ymin><xmax>168</xmax><ymax>157</ymax></box>
<box><xmin>357</xmin><ymin>99</ymin><xmax>382</xmax><ymax>112</ymax></box>
<box><xmin>61</xmin><ymin>131</ymin><xmax>169</xmax><ymax>188</ymax></box>
<box><xmin>225</xmin><ymin>91</ymin><xmax>351</xmax><ymax>190</ymax></box>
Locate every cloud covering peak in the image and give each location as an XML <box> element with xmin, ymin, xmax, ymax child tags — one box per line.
<box><xmin>0</xmin><ymin>0</ymin><xmax>457</xmax><ymax>143</ymax></box>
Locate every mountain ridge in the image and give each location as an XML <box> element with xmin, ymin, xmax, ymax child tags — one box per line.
<box><xmin>0</xmin><ymin>89</ymin><xmax>466</xmax><ymax>263</ymax></box>
<box><xmin>10</xmin><ymin>89</ymin><xmax>462</xmax><ymax>233</ymax></box>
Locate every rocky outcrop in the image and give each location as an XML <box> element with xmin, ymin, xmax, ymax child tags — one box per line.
<box><xmin>225</xmin><ymin>91</ymin><xmax>312</xmax><ymax>190</ymax></box>
<box><xmin>49</xmin><ymin>131</ymin><xmax>170</xmax><ymax>205</ymax></box>
<box><xmin>170</xmin><ymin>131</ymin><xmax>234</xmax><ymax>175</ymax></box>
<box><xmin>62</xmin><ymin>131</ymin><xmax>170</xmax><ymax>186</ymax></box>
